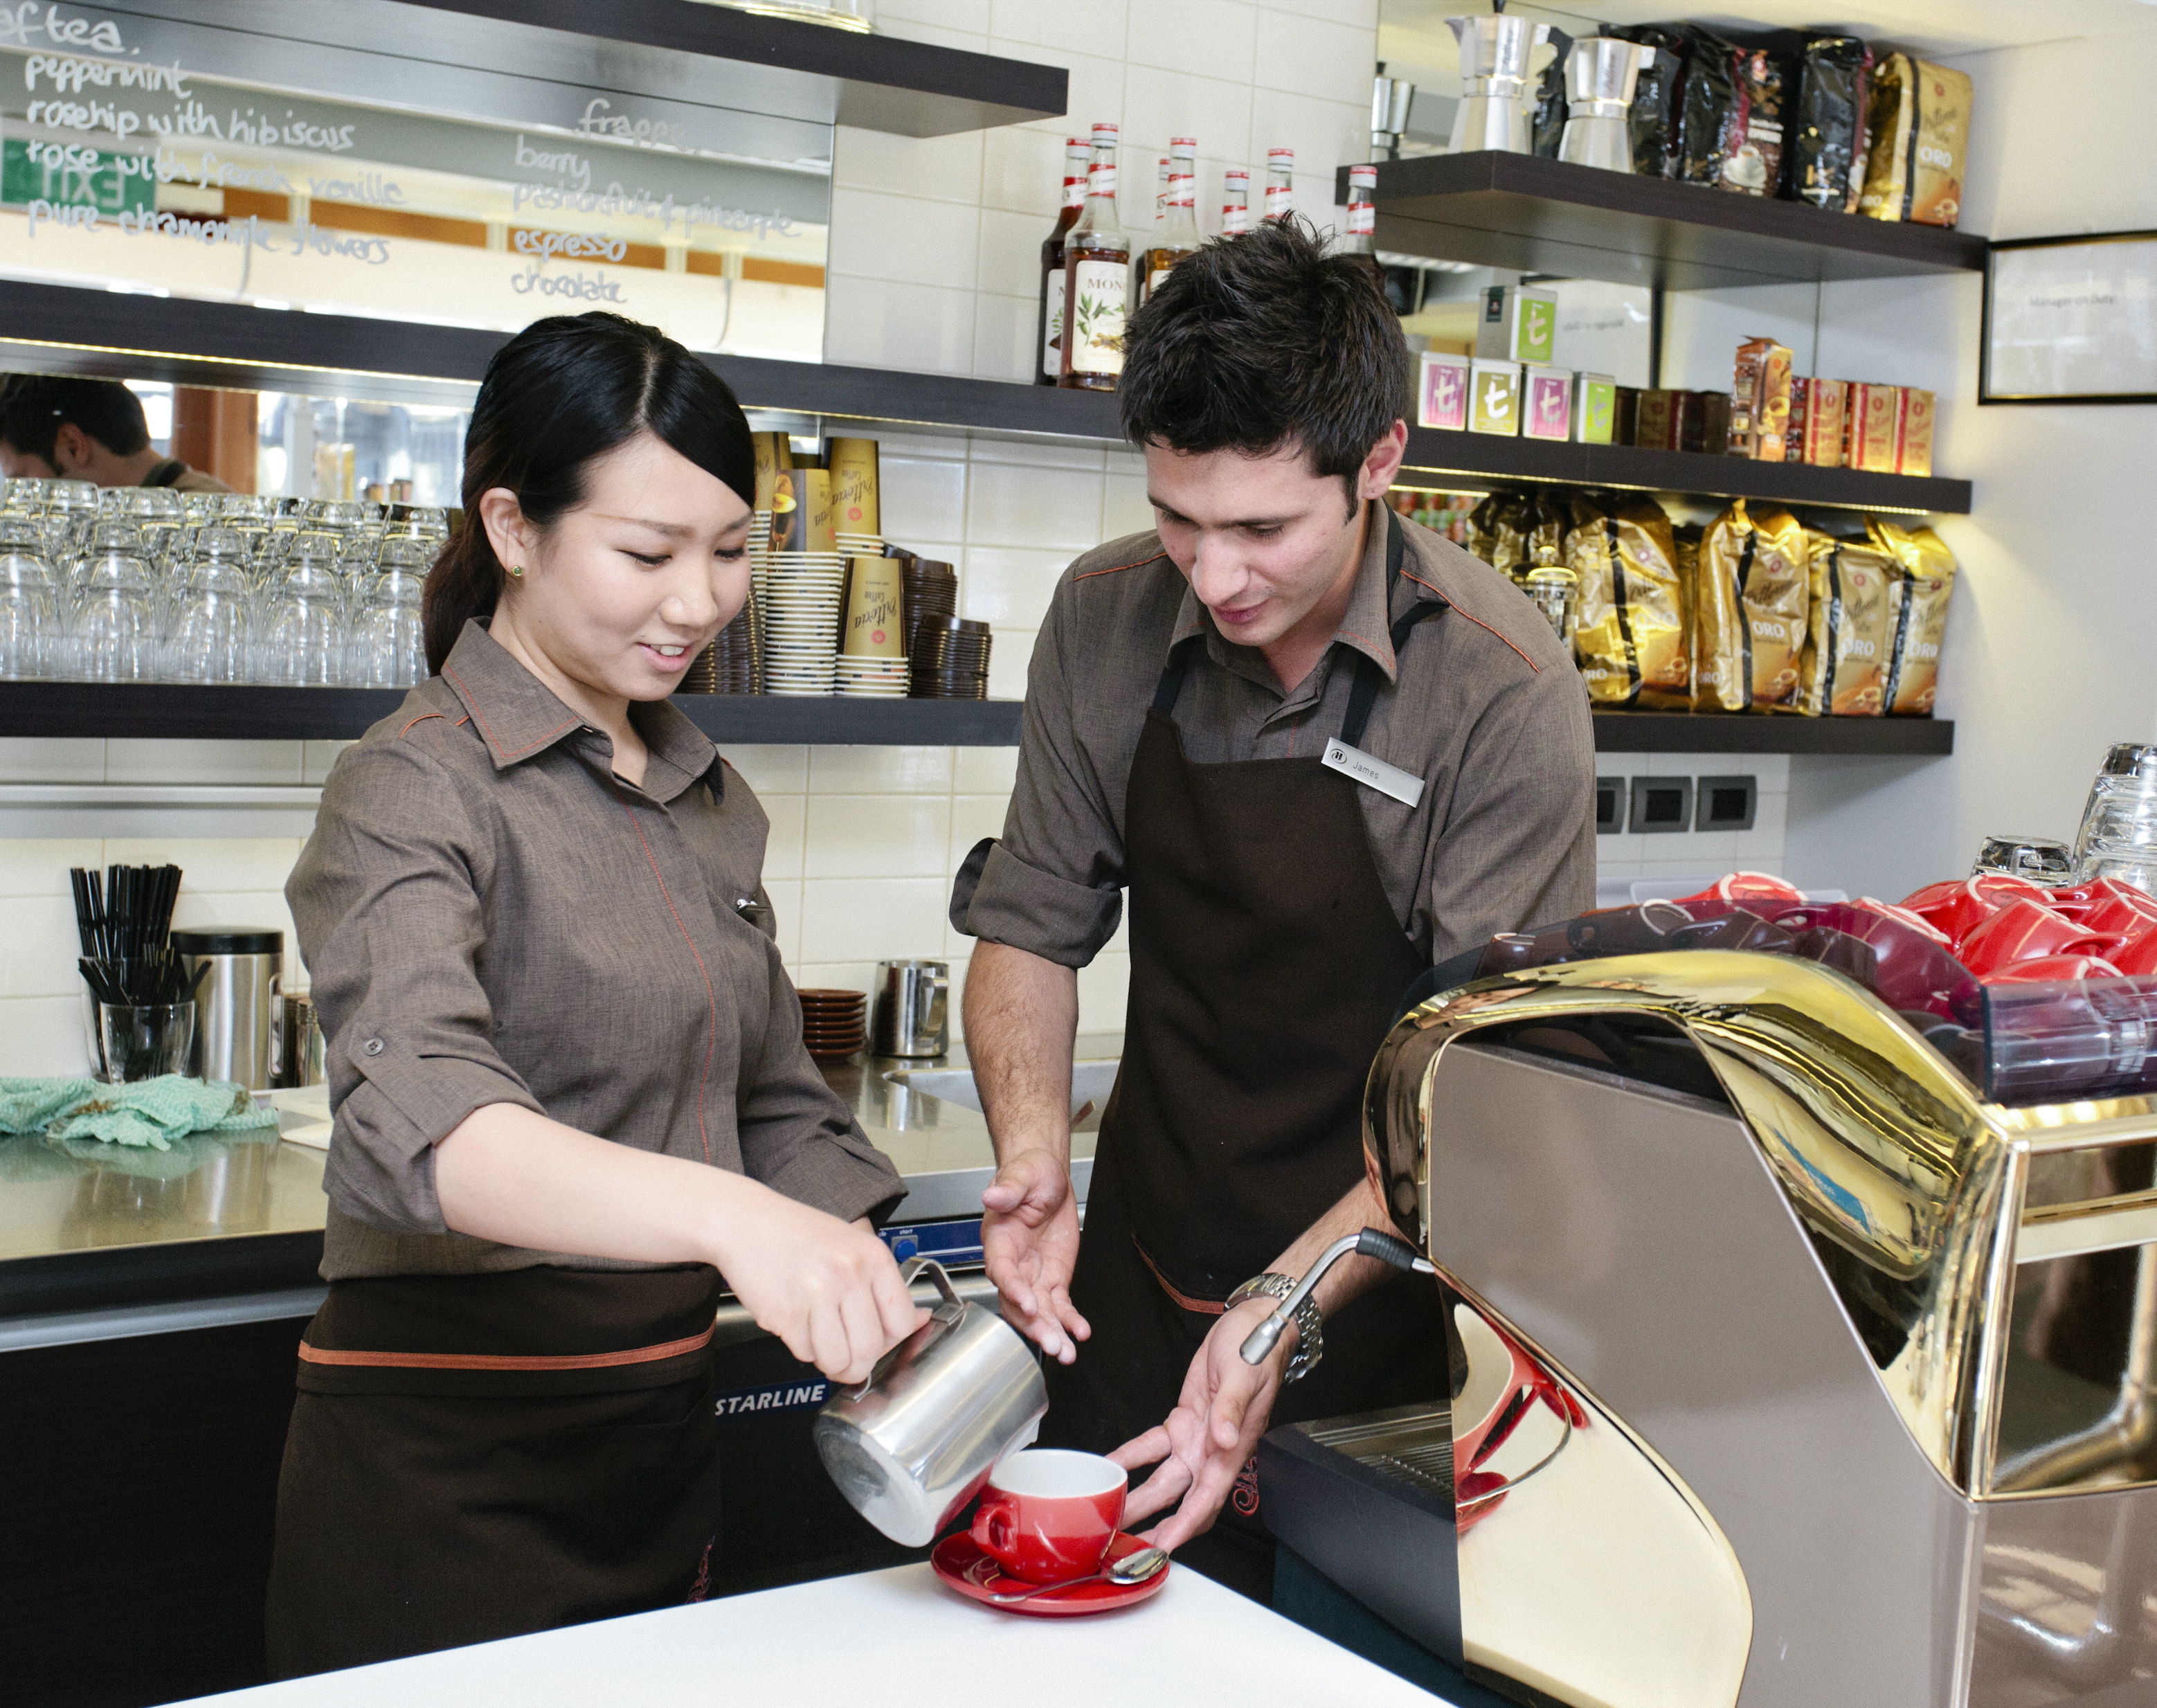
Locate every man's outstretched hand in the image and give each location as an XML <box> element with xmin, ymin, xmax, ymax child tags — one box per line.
<box><xmin>980</xmin><ymin>1147</ymin><xmax>1090</xmax><ymax>1364</ymax></box>
<box><xmin>1110</xmin><ymin>1298</ymin><xmax>1285</xmax><ymax>1549</ymax></box>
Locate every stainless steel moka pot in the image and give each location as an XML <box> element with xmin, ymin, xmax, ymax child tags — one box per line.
<box><xmin>1445</xmin><ymin>12</ymin><xmax>1552</xmax><ymax>155</ymax></box>
<box><xmin>1559</xmin><ymin>37</ymin><xmax>1654</xmax><ymax>171</ymax></box>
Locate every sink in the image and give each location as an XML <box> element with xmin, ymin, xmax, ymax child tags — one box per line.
<box><xmin>885</xmin><ymin>1059</ymin><xmax>1120</xmax><ymax>1122</ymax></box>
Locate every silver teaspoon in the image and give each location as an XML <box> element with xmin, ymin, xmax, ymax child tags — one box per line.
<box><xmin>990</xmin><ymin>1545</ymin><xmax>1170</xmax><ymax>1605</ymax></box>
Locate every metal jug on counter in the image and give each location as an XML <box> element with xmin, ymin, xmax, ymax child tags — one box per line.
<box><xmin>172</xmin><ymin>927</ymin><xmax>282</xmax><ymax>1089</ymax></box>
<box><xmin>813</xmin><ymin>1257</ymin><xmax>1045</xmax><ymax>1547</ymax></box>
<box><xmin>1445</xmin><ymin>12</ymin><xmax>1552</xmax><ymax>155</ymax></box>
<box><xmin>870</xmin><ymin>959</ymin><xmax>949</xmax><ymax>1058</ymax></box>
<box><xmin>1560</xmin><ymin>37</ymin><xmax>1654</xmax><ymax>171</ymax></box>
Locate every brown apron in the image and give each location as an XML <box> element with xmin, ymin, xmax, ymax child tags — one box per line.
<box><xmin>266</xmin><ymin>1264</ymin><xmax>722</xmax><ymax>1680</ymax></box>
<box><xmin>1045</xmin><ymin>510</ymin><xmax>1448</xmax><ymax>1597</ymax></box>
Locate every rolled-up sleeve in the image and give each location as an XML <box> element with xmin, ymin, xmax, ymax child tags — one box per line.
<box><xmin>288</xmin><ymin>741</ymin><xmax>544</xmax><ymax>1235</ymax></box>
<box><xmin>737</xmin><ymin>942</ymin><xmax>906</xmax><ymax>1226</ymax></box>
<box><xmin>1425</xmin><ymin>661</ymin><xmax>1598</xmax><ymax>961</ymax></box>
<box><xmin>951</xmin><ymin>599</ymin><xmax>1126</xmax><ymax>967</ymax></box>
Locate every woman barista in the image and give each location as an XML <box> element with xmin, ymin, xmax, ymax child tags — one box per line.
<box><xmin>267</xmin><ymin>313</ymin><xmax>923</xmax><ymax>1677</ymax></box>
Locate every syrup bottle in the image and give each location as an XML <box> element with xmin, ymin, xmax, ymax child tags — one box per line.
<box><xmin>1060</xmin><ymin>123</ymin><xmax>1131</xmax><ymax>393</ymax></box>
<box><xmin>1036</xmin><ymin>136</ymin><xmax>1087</xmax><ymax>386</ymax></box>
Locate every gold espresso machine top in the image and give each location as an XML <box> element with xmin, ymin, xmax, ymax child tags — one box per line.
<box><xmin>1259</xmin><ymin>949</ymin><xmax>2157</xmax><ymax>1708</ymax></box>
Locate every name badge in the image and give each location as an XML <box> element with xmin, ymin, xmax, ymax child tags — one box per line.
<box><xmin>1321</xmin><ymin>739</ymin><xmax>1425</xmax><ymax>808</ymax></box>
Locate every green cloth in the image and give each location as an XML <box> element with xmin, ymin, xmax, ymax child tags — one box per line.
<box><xmin>0</xmin><ymin>1075</ymin><xmax>278</xmax><ymax>1150</ymax></box>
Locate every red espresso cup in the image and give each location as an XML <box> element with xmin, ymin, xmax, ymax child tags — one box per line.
<box><xmin>968</xmin><ymin>1449</ymin><xmax>1127</xmax><ymax>1583</ymax></box>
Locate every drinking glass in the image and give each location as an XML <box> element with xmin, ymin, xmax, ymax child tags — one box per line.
<box><xmin>1973</xmin><ymin>835</ymin><xmax>2075</xmax><ymax>886</ymax></box>
<box><xmin>72</xmin><ymin>525</ymin><xmax>156</xmax><ymax>682</ymax></box>
<box><xmin>2075</xmin><ymin>744</ymin><xmax>2157</xmax><ymax>892</ymax></box>
<box><xmin>98</xmin><ymin>1000</ymin><xmax>196</xmax><ymax>1084</ymax></box>
<box><xmin>0</xmin><ymin>521</ymin><xmax>58</xmax><ymax>680</ymax></box>
<box><xmin>171</xmin><ymin>530</ymin><xmax>253</xmax><ymax>684</ymax></box>
<box><xmin>350</xmin><ymin>574</ymin><xmax>427</xmax><ymax>687</ymax></box>
<box><xmin>253</xmin><ymin>532</ymin><xmax>347</xmax><ymax>685</ymax></box>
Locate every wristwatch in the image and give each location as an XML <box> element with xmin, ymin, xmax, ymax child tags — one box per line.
<box><xmin>1226</xmin><ymin>1273</ymin><xmax>1324</xmax><ymax>1384</ymax></box>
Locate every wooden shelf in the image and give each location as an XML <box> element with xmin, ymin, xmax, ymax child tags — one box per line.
<box><xmin>1592</xmin><ymin>712</ymin><xmax>1952</xmax><ymax>755</ymax></box>
<box><xmin>1400</xmin><ymin>426</ymin><xmax>1970</xmax><ymax>516</ymax></box>
<box><xmin>0</xmin><ymin>684</ymin><xmax>1024</xmax><ymax>746</ymax></box>
<box><xmin>1343</xmin><ymin>152</ymin><xmax>1989</xmax><ymax>292</ymax></box>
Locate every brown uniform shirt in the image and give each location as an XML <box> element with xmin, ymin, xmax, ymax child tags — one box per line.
<box><xmin>953</xmin><ymin>505</ymin><xmax>1597</xmax><ymax>967</ymax></box>
<box><xmin>289</xmin><ymin>620</ymin><xmax>905</xmax><ymax>1281</ymax></box>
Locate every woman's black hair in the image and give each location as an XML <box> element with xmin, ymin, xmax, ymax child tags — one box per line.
<box><xmin>423</xmin><ymin>312</ymin><xmax>755</xmax><ymax>674</ymax></box>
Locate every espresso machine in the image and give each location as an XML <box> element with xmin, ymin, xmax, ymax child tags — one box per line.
<box><xmin>1258</xmin><ymin>938</ymin><xmax>2157</xmax><ymax>1707</ymax></box>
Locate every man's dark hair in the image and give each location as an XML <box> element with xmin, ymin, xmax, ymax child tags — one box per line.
<box><xmin>1117</xmin><ymin>218</ymin><xmax>1410</xmax><ymax>492</ymax></box>
<box><xmin>0</xmin><ymin>374</ymin><xmax>152</xmax><ymax>463</ymax></box>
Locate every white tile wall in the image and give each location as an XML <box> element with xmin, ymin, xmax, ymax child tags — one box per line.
<box><xmin>829</xmin><ymin>0</ymin><xmax>1374</xmax><ymax>379</ymax></box>
<box><xmin>1591</xmin><ymin>752</ymin><xmax>1792</xmax><ymax>888</ymax></box>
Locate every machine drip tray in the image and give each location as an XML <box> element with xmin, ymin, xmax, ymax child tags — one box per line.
<box><xmin>1256</xmin><ymin>1401</ymin><xmax>1462</xmax><ymax>1671</ymax></box>
<box><xmin>1300</xmin><ymin>1407</ymin><xmax>1456</xmax><ymax>1504</ymax></box>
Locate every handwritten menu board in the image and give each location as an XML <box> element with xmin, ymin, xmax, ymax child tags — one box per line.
<box><xmin>0</xmin><ymin>3</ymin><xmax>832</xmax><ymax>359</ymax></box>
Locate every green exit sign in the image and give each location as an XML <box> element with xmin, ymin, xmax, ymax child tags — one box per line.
<box><xmin>1</xmin><ymin>139</ymin><xmax>156</xmax><ymax>217</ymax></box>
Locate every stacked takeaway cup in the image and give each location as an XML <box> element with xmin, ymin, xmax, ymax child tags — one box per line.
<box><xmin>911</xmin><ymin>615</ymin><xmax>993</xmax><ymax>700</ymax></box>
<box><xmin>797</xmin><ymin>987</ymin><xmax>867</xmax><ymax>1060</ymax></box>
<box><xmin>759</xmin><ymin>461</ymin><xmax>845</xmax><ymax>696</ymax></box>
<box><xmin>836</xmin><ymin>553</ymin><xmax>909</xmax><ymax>699</ymax></box>
<box><xmin>829</xmin><ymin>436</ymin><xmax>883</xmax><ymax>559</ymax></box>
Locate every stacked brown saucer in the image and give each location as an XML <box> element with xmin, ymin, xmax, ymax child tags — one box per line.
<box><xmin>797</xmin><ymin>987</ymin><xmax>867</xmax><ymax>1059</ymax></box>
<box><xmin>679</xmin><ymin>592</ymin><xmax>760</xmax><ymax>694</ymax></box>
<box><xmin>910</xmin><ymin>616</ymin><xmax>993</xmax><ymax>700</ymax></box>
<box><xmin>901</xmin><ymin>558</ymin><xmax>957</xmax><ymax>655</ymax></box>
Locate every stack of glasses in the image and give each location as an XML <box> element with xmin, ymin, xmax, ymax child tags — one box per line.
<box><xmin>910</xmin><ymin>616</ymin><xmax>993</xmax><ymax>700</ymax></box>
<box><xmin>0</xmin><ymin>479</ymin><xmax>450</xmax><ymax>687</ymax></box>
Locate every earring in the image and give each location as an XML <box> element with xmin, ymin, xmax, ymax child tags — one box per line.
<box><xmin>505</xmin><ymin>562</ymin><xmax>524</xmax><ymax>577</ymax></box>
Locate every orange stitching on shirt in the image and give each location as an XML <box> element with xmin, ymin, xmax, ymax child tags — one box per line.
<box><xmin>399</xmin><ymin>712</ymin><xmax>444</xmax><ymax>739</ymax></box>
<box><xmin>1075</xmin><ymin>550</ymin><xmax>1168</xmax><ymax>580</ymax></box>
<box><xmin>613</xmin><ymin>789</ymin><xmax>716</xmax><ymax>1167</ymax></box>
<box><xmin>1336</xmin><ymin>624</ymin><xmax>1396</xmax><ymax>670</ymax></box>
<box><xmin>1399</xmin><ymin>571</ymin><xmax>1542</xmax><ymax>673</ymax></box>
<box><xmin>442</xmin><ymin>662</ymin><xmax>580</xmax><ymax>759</ymax></box>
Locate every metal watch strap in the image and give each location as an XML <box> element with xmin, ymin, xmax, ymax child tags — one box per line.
<box><xmin>1226</xmin><ymin>1272</ymin><xmax>1324</xmax><ymax>1383</ymax></box>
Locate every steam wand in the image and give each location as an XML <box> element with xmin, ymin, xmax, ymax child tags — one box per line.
<box><xmin>1238</xmin><ymin>1228</ymin><xmax>1435</xmax><ymax>1367</ymax></box>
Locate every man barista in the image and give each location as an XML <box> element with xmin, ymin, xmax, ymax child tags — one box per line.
<box><xmin>948</xmin><ymin>220</ymin><xmax>1595</xmax><ymax>1597</ymax></box>
<box><xmin>0</xmin><ymin>375</ymin><xmax>232</xmax><ymax>493</ymax></box>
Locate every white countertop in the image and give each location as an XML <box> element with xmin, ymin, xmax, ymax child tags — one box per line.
<box><xmin>181</xmin><ymin>1560</ymin><xmax>1452</xmax><ymax>1707</ymax></box>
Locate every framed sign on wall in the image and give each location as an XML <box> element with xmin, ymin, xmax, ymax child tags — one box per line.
<box><xmin>1981</xmin><ymin>231</ymin><xmax>2157</xmax><ymax>404</ymax></box>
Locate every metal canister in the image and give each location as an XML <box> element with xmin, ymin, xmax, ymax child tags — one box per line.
<box><xmin>870</xmin><ymin>959</ymin><xmax>949</xmax><ymax>1058</ymax></box>
<box><xmin>813</xmin><ymin>1258</ymin><xmax>1046</xmax><ymax>1547</ymax></box>
<box><xmin>275</xmin><ymin>992</ymin><xmax>325</xmax><ymax>1087</ymax></box>
<box><xmin>172</xmin><ymin>927</ymin><xmax>282</xmax><ymax>1089</ymax></box>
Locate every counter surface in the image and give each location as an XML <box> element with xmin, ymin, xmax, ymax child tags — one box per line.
<box><xmin>183</xmin><ymin>1557</ymin><xmax>1447</xmax><ymax>1708</ymax></box>
<box><xmin>0</xmin><ymin>1036</ymin><xmax>1115</xmax><ymax>1322</ymax></box>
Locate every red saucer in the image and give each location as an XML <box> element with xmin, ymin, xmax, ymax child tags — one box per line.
<box><xmin>930</xmin><ymin>1530</ymin><xmax>1170</xmax><ymax>1617</ymax></box>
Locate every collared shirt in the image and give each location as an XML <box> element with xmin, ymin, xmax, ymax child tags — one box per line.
<box><xmin>289</xmin><ymin>620</ymin><xmax>904</xmax><ymax>1282</ymax></box>
<box><xmin>953</xmin><ymin>505</ymin><xmax>1596</xmax><ymax>967</ymax></box>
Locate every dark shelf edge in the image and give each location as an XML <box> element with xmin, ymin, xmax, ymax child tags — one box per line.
<box><xmin>1348</xmin><ymin>151</ymin><xmax>1988</xmax><ymax>285</ymax></box>
<box><xmin>393</xmin><ymin>0</ymin><xmax>1068</xmax><ymax>134</ymax></box>
<box><xmin>1401</xmin><ymin>426</ymin><xmax>1970</xmax><ymax>515</ymax></box>
<box><xmin>0</xmin><ymin>683</ymin><xmax>1025</xmax><ymax>746</ymax></box>
<box><xmin>0</xmin><ymin>282</ymin><xmax>1127</xmax><ymax>443</ymax></box>
<box><xmin>1592</xmin><ymin>712</ymin><xmax>1953</xmax><ymax>755</ymax></box>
